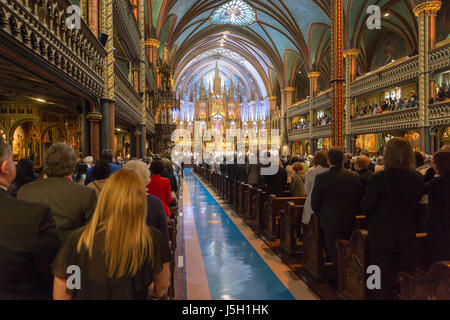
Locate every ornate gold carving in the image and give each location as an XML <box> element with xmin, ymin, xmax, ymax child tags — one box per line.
<box><xmin>413</xmin><ymin>1</ymin><xmax>442</xmax><ymax>16</ymax></box>
<box><xmin>343</xmin><ymin>49</ymin><xmax>360</xmax><ymax>58</ymax></box>
<box><xmin>307</xmin><ymin>71</ymin><xmax>321</xmax><ymax>79</ymax></box>
<box><xmin>144</xmin><ymin>38</ymin><xmax>160</xmax><ymax>49</ymax></box>
<box><xmin>86</xmin><ymin>112</ymin><xmax>103</xmax><ymax>122</ymax></box>
<box><xmin>282</xmin><ymin>87</ymin><xmax>295</xmax><ymax>92</ymax></box>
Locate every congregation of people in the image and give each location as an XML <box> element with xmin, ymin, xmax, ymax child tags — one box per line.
<box><xmin>0</xmin><ymin>140</ymin><xmax>183</xmax><ymax>299</ymax></box>
<box><xmin>206</xmin><ymin>139</ymin><xmax>450</xmax><ymax>299</ymax></box>
<box><xmin>353</xmin><ymin>94</ymin><xmax>419</xmax><ymax>119</ymax></box>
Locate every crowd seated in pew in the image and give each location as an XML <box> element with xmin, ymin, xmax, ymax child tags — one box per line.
<box><xmin>193</xmin><ymin>138</ymin><xmax>449</xmax><ymax>300</ymax></box>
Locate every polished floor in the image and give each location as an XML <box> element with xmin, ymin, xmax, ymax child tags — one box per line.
<box><xmin>182</xmin><ymin>169</ymin><xmax>318</xmax><ymax>300</ymax></box>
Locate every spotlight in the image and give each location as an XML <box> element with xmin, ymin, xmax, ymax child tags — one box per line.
<box><xmin>384</xmin><ymin>12</ymin><xmax>390</xmax><ymax>17</ymax></box>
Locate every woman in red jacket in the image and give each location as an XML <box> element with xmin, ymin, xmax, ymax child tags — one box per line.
<box><xmin>147</xmin><ymin>160</ymin><xmax>172</xmax><ymax>217</ymax></box>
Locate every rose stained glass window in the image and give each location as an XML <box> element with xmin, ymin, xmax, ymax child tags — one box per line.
<box><xmin>210</xmin><ymin>0</ymin><xmax>256</xmax><ymax>26</ymax></box>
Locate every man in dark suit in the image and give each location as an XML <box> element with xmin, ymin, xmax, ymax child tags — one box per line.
<box><xmin>18</xmin><ymin>143</ymin><xmax>97</xmax><ymax>243</ymax></box>
<box><xmin>311</xmin><ymin>147</ymin><xmax>364</xmax><ymax>283</ymax></box>
<box><xmin>0</xmin><ymin>141</ymin><xmax>60</xmax><ymax>299</ymax></box>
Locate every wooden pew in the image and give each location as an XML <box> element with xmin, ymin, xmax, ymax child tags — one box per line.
<box><xmin>301</xmin><ymin>214</ymin><xmax>367</xmax><ymax>281</ymax></box>
<box><xmin>232</xmin><ymin>180</ymin><xmax>239</xmax><ymax>209</ymax></box>
<box><xmin>398</xmin><ymin>261</ymin><xmax>450</xmax><ymax>300</ymax></box>
<box><xmin>280</xmin><ymin>202</ymin><xmax>304</xmax><ymax>256</ymax></box>
<box><xmin>336</xmin><ymin>231</ymin><xmax>429</xmax><ymax>300</ymax></box>
<box><xmin>254</xmin><ymin>189</ymin><xmax>268</xmax><ymax>232</ymax></box>
<box><xmin>237</xmin><ymin>183</ymin><xmax>250</xmax><ymax>215</ymax></box>
<box><xmin>263</xmin><ymin>195</ymin><xmax>306</xmax><ymax>241</ymax></box>
<box><xmin>222</xmin><ymin>176</ymin><xmax>228</xmax><ymax>199</ymax></box>
<box><xmin>302</xmin><ymin>214</ymin><xmax>326</xmax><ymax>279</ymax></box>
<box><xmin>245</xmin><ymin>185</ymin><xmax>256</xmax><ymax>219</ymax></box>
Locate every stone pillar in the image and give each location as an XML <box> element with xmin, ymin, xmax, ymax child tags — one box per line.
<box><xmin>140</xmin><ymin>124</ymin><xmax>146</xmax><ymax>158</ymax></box>
<box><xmin>330</xmin><ymin>0</ymin><xmax>345</xmax><ymax>148</ymax></box>
<box><xmin>281</xmin><ymin>87</ymin><xmax>294</xmax><ymax>154</ymax></box>
<box><xmin>81</xmin><ymin>100</ymin><xmax>89</xmax><ymax>156</ymax></box>
<box><xmin>344</xmin><ymin>49</ymin><xmax>359</xmax><ymax>153</ymax></box>
<box><xmin>101</xmin><ymin>98</ymin><xmax>115</xmax><ymax>152</ymax></box>
<box><xmin>268</xmin><ymin>96</ymin><xmax>277</xmax><ymax>119</ymax></box>
<box><xmin>86</xmin><ymin>112</ymin><xmax>103</xmax><ymax>160</ymax></box>
<box><xmin>308</xmin><ymin>72</ymin><xmax>320</xmax><ymax>154</ymax></box>
<box><xmin>134</xmin><ymin>127</ymin><xmax>142</xmax><ymax>158</ymax></box>
<box><xmin>414</xmin><ymin>1</ymin><xmax>442</xmax><ymax>153</ymax></box>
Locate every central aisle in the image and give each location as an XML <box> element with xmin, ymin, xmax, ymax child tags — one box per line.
<box><xmin>182</xmin><ymin>168</ymin><xmax>318</xmax><ymax>300</ymax></box>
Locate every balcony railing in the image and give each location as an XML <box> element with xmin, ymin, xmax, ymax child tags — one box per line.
<box><xmin>113</xmin><ymin>0</ymin><xmax>141</xmax><ymax>59</ymax></box>
<box><xmin>429</xmin><ymin>41</ymin><xmax>450</xmax><ymax>72</ymax></box>
<box><xmin>429</xmin><ymin>100</ymin><xmax>450</xmax><ymax>127</ymax></box>
<box><xmin>313</xmin><ymin>124</ymin><xmax>332</xmax><ymax>138</ymax></box>
<box><xmin>288</xmin><ymin>99</ymin><xmax>309</xmax><ymax>117</ymax></box>
<box><xmin>350</xmin><ymin>107</ymin><xmax>419</xmax><ymax>135</ymax></box>
<box><xmin>0</xmin><ymin>0</ymin><xmax>106</xmax><ymax>97</ymax></box>
<box><xmin>288</xmin><ymin>128</ymin><xmax>309</xmax><ymax>141</ymax></box>
<box><xmin>350</xmin><ymin>56</ymin><xmax>419</xmax><ymax>97</ymax></box>
<box><xmin>313</xmin><ymin>89</ymin><xmax>332</xmax><ymax>110</ymax></box>
<box><xmin>114</xmin><ymin>63</ymin><xmax>142</xmax><ymax>121</ymax></box>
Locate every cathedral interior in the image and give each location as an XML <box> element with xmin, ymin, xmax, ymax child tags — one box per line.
<box><xmin>0</xmin><ymin>0</ymin><xmax>449</xmax><ymax>303</ymax></box>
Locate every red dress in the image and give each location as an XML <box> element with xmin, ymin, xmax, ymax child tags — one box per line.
<box><xmin>147</xmin><ymin>174</ymin><xmax>172</xmax><ymax>217</ymax></box>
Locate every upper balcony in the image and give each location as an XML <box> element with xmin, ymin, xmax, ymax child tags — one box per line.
<box><xmin>288</xmin><ymin>99</ymin><xmax>309</xmax><ymax>117</ymax></box>
<box><xmin>313</xmin><ymin>124</ymin><xmax>331</xmax><ymax>139</ymax></box>
<box><xmin>288</xmin><ymin>128</ymin><xmax>309</xmax><ymax>141</ymax></box>
<box><xmin>113</xmin><ymin>0</ymin><xmax>141</xmax><ymax>59</ymax></box>
<box><xmin>0</xmin><ymin>0</ymin><xmax>106</xmax><ymax>98</ymax></box>
<box><xmin>114</xmin><ymin>63</ymin><xmax>142</xmax><ymax>123</ymax></box>
<box><xmin>429</xmin><ymin>100</ymin><xmax>450</xmax><ymax>127</ymax></box>
<box><xmin>351</xmin><ymin>56</ymin><xmax>419</xmax><ymax>98</ymax></box>
<box><xmin>350</xmin><ymin>107</ymin><xmax>419</xmax><ymax>135</ymax></box>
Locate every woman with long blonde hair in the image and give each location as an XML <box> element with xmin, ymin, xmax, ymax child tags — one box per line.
<box><xmin>53</xmin><ymin>169</ymin><xmax>170</xmax><ymax>300</ymax></box>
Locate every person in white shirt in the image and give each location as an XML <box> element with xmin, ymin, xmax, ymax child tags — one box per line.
<box><xmin>303</xmin><ymin>150</ymin><xmax>329</xmax><ymax>224</ymax></box>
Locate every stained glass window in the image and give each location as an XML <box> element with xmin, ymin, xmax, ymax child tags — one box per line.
<box><xmin>210</xmin><ymin>0</ymin><xmax>256</xmax><ymax>26</ymax></box>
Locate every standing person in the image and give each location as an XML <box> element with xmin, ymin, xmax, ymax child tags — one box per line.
<box><xmin>0</xmin><ymin>141</ymin><xmax>60</xmax><ymax>299</ymax></box>
<box><xmin>355</xmin><ymin>155</ymin><xmax>374</xmax><ymax>190</ymax></box>
<box><xmin>311</xmin><ymin>147</ymin><xmax>364</xmax><ymax>284</ymax></box>
<box><xmin>264</xmin><ymin>160</ymin><xmax>287</xmax><ymax>197</ymax></box>
<box><xmin>181</xmin><ymin>161</ymin><xmax>185</xmax><ymax>178</ymax></box>
<box><xmin>247</xmin><ymin>161</ymin><xmax>260</xmax><ymax>187</ymax></box>
<box><xmin>361</xmin><ymin>138</ymin><xmax>425</xmax><ymax>300</ymax></box>
<box><xmin>74</xmin><ymin>161</ymin><xmax>88</xmax><ymax>185</ymax></box>
<box><xmin>374</xmin><ymin>156</ymin><xmax>384</xmax><ymax>173</ymax></box>
<box><xmin>303</xmin><ymin>150</ymin><xmax>329</xmax><ymax>224</ymax></box>
<box><xmin>147</xmin><ymin>160</ymin><xmax>172</xmax><ymax>218</ymax></box>
<box><xmin>18</xmin><ymin>143</ymin><xmax>97</xmax><ymax>243</ymax></box>
<box><xmin>84</xmin><ymin>149</ymin><xmax>121</xmax><ymax>185</ymax></box>
<box><xmin>124</xmin><ymin>160</ymin><xmax>169</xmax><ymax>243</ymax></box>
<box><xmin>87</xmin><ymin>160</ymin><xmax>111</xmax><ymax>197</ymax></box>
<box><xmin>53</xmin><ymin>169</ymin><xmax>170</xmax><ymax>300</ymax></box>
<box><xmin>425</xmin><ymin>151</ymin><xmax>450</xmax><ymax>265</ymax></box>
<box><xmin>9</xmin><ymin>158</ymin><xmax>38</xmax><ymax>197</ymax></box>
<box><xmin>360</xmin><ymin>150</ymin><xmax>375</xmax><ymax>172</ymax></box>
<box><xmin>289</xmin><ymin>162</ymin><xmax>306</xmax><ymax>197</ymax></box>
<box><xmin>285</xmin><ymin>157</ymin><xmax>299</xmax><ymax>187</ymax></box>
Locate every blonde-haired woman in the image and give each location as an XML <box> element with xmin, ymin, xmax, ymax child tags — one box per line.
<box><xmin>53</xmin><ymin>169</ymin><xmax>170</xmax><ymax>300</ymax></box>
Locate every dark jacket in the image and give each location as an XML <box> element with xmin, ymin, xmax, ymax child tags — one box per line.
<box><xmin>18</xmin><ymin>177</ymin><xmax>97</xmax><ymax>243</ymax></box>
<box><xmin>357</xmin><ymin>169</ymin><xmax>374</xmax><ymax>190</ymax></box>
<box><xmin>425</xmin><ymin>175</ymin><xmax>450</xmax><ymax>262</ymax></box>
<box><xmin>264</xmin><ymin>166</ymin><xmax>287</xmax><ymax>197</ymax></box>
<box><xmin>146</xmin><ymin>195</ymin><xmax>169</xmax><ymax>243</ymax></box>
<box><xmin>361</xmin><ymin>169</ymin><xmax>425</xmax><ymax>249</ymax></box>
<box><xmin>311</xmin><ymin>167</ymin><xmax>364</xmax><ymax>232</ymax></box>
<box><xmin>84</xmin><ymin>162</ymin><xmax>121</xmax><ymax>185</ymax></box>
<box><xmin>0</xmin><ymin>189</ymin><xmax>60</xmax><ymax>299</ymax></box>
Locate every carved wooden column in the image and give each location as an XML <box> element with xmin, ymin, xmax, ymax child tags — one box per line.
<box><xmin>102</xmin><ymin>0</ymin><xmax>114</xmax><ymax>100</ymax></box>
<box><xmin>281</xmin><ymin>87</ymin><xmax>294</xmax><ymax>154</ymax></box>
<box><xmin>88</xmin><ymin>0</ymin><xmax>99</xmax><ymax>36</ymax></box>
<box><xmin>87</xmin><ymin>112</ymin><xmax>103</xmax><ymax>160</ymax></box>
<box><xmin>308</xmin><ymin>72</ymin><xmax>320</xmax><ymax>154</ymax></box>
<box><xmin>101</xmin><ymin>98</ymin><xmax>115</xmax><ymax>153</ymax></box>
<box><xmin>139</xmin><ymin>0</ymin><xmax>146</xmax><ymax>156</ymax></box>
<box><xmin>414</xmin><ymin>1</ymin><xmax>442</xmax><ymax>153</ymax></box>
<box><xmin>331</xmin><ymin>0</ymin><xmax>345</xmax><ymax>148</ymax></box>
<box><xmin>344</xmin><ymin>49</ymin><xmax>359</xmax><ymax>153</ymax></box>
